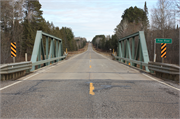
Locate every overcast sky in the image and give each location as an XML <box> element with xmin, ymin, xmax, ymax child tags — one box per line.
<box><xmin>40</xmin><ymin>0</ymin><xmax>157</xmax><ymax>41</ymax></box>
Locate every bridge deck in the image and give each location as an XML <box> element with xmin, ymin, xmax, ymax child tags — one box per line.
<box><xmin>1</xmin><ymin>43</ymin><xmax>179</xmax><ymax>118</ymax></box>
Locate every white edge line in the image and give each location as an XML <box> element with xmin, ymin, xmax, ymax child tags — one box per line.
<box><xmin>0</xmin><ymin>73</ymin><xmax>39</xmax><ymax>91</ymax></box>
<box><xmin>0</xmin><ymin>48</ymin><xmax>88</xmax><ymax>91</ymax></box>
<box><xmin>142</xmin><ymin>73</ymin><xmax>180</xmax><ymax>91</ymax></box>
<box><xmin>93</xmin><ymin>48</ymin><xmax>180</xmax><ymax>91</ymax></box>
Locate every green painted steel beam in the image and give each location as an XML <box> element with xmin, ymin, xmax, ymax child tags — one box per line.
<box><xmin>56</xmin><ymin>40</ymin><xmax>59</xmax><ymax>62</ymax></box>
<box><xmin>132</xmin><ymin>37</ymin><xmax>135</xmax><ymax>66</ymax></box>
<box><xmin>121</xmin><ymin>41</ymin><xmax>125</xmax><ymax>63</ymax></box>
<box><xmin>139</xmin><ymin>31</ymin><xmax>149</xmax><ymax>71</ymax></box>
<box><xmin>41</xmin><ymin>39</ymin><xmax>46</xmax><ymax>66</ymax></box>
<box><xmin>46</xmin><ymin>36</ymin><xmax>49</xmax><ymax>66</ymax></box>
<box><xmin>32</xmin><ymin>56</ymin><xmax>65</xmax><ymax>66</ymax></box>
<box><xmin>38</xmin><ymin>41</ymin><xmax>41</xmax><ymax>68</ymax></box>
<box><xmin>58</xmin><ymin>42</ymin><xmax>62</xmax><ymax>61</ymax></box>
<box><xmin>31</xmin><ymin>31</ymin><xmax>64</xmax><ymax>71</ymax></box>
<box><xmin>48</xmin><ymin>39</ymin><xmax>54</xmax><ymax>64</ymax></box>
<box><xmin>118</xmin><ymin>32</ymin><xmax>139</xmax><ymax>42</ymax></box>
<box><xmin>127</xmin><ymin>39</ymin><xmax>132</xmax><ymax>66</ymax></box>
<box><xmin>116</xmin><ymin>31</ymin><xmax>150</xmax><ymax>72</ymax></box>
<box><xmin>42</xmin><ymin>31</ymin><xmax>62</xmax><ymax>42</ymax></box>
<box><xmin>31</xmin><ymin>31</ymin><xmax>42</xmax><ymax>71</ymax></box>
<box><xmin>118</xmin><ymin>42</ymin><xmax>122</xmax><ymax>62</ymax></box>
<box><xmin>112</xmin><ymin>54</ymin><xmax>148</xmax><ymax>67</ymax></box>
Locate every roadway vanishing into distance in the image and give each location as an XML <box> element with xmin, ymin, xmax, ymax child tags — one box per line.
<box><xmin>1</xmin><ymin>43</ymin><xmax>179</xmax><ymax>118</ymax></box>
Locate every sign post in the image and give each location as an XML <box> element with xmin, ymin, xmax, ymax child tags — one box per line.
<box><xmin>154</xmin><ymin>38</ymin><xmax>172</xmax><ymax>63</ymax></box>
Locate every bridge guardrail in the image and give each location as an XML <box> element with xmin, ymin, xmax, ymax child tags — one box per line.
<box><xmin>112</xmin><ymin>54</ymin><xmax>179</xmax><ymax>74</ymax></box>
<box><xmin>148</xmin><ymin>62</ymin><xmax>180</xmax><ymax>75</ymax></box>
<box><xmin>0</xmin><ymin>61</ymin><xmax>32</xmax><ymax>74</ymax></box>
<box><xmin>0</xmin><ymin>54</ymin><xmax>68</xmax><ymax>75</ymax></box>
<box><xmin>112</xmin><ymin>53</ymin><xmax>179</xmax><ymax>81</ymax></box>
<box><xmin>0</xmin><ymin>54</ymin><xmax>68</xmax><ymax>81</ymax></box>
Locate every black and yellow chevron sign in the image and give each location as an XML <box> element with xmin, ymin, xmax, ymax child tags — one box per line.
<box><xmin>11</xmin><ymin>42</ymin><xmax>16</xmax><ymax>57</ymax></box>
<box><xmin>161</xmin><ymin>43</ymin><xmax>166</xmax><ymax>58</ymax></box>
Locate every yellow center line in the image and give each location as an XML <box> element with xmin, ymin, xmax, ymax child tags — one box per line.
<box><xmin>90</xmin><ymin>60</ymin><xmax>91</xmax><ymax>62</ymax></box>
<box><xmin>89</xmin><ymin>83</ymin><xmax>95</xmax><ymax>95</ymax></box>
<box><xmin>89</xmin><ymin>65</ymin><xmax>91</xmax><ymax>68</ymax></box>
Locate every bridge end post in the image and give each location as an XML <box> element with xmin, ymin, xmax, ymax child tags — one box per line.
<box><xmin>139</xmin><ymin>31</ymin><xmax>150</xmax><ymax>72</ymax></box>
<box><xmin>30</xmin><ymin>30</ymin><xmax>42</xmax><ymax>71</ymax></box>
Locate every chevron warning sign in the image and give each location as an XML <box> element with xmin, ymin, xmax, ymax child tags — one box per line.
<box><xmin>161</xmin><ymin>43</ymin><xmax>166</xmax><ymax>58</ymax></box>
<box><xmin>11</xmin><ymin>42</ymin><xmax>16</xmax><ymax>57</ymax></box>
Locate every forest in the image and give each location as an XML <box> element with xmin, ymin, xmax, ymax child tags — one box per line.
<box><xmin>1</xmin><ymin>0</ymin><xmax>86</xmax><ymax>64</ymax></box>
<box><xmin>92</xmin><ymin>0</ymin><xmax>179</xmax><ymax>65</ymax></box>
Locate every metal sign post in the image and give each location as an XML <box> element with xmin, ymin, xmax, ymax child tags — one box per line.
<box><xmin>154</xmin><ymin>39</ymin><xmax>156</xmax><ymax>62</ymax></box>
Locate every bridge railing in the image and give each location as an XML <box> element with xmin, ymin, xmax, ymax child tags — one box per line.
<box><xmin>116</xmin><ymin>31</ymin><xmax>150</xmax><ymax>72</ymax></box>
<box><xmin>112</xmin><ymin>54</ymin><xmax>148</xmax><ymax>67</ymax></box>
<box><xmin>148</xmin><ymin>62</ymin><xmax>180</xmax><ymax>75</ymax></box>
<box><xmin>0</xmin><ymin>62</ymin><xmax>32</xmax><ymax>81</ymax></box>
<box><xmin>0</xmin><ymin>62</ymin><xmax>32</xmax><ymax>74</ymax></box>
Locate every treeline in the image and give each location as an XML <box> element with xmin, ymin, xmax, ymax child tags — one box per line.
<box><xmin>92</xmin><ymin>35</ymin><xmax>118</xmax><ymax>51</ymax></box>
<box><xmin>75</xmin><ymin>37</ymin><xmax>87</xmax><ymax>49</ymax></box>
<box><xmin>92</xmin><ymin>0</ymin><xmax>179</xmax><ymax>65</ymax></box>
<box><xmin>1</xmin><ymin>0</ymin><xmax>83</xmax><ymax>64</ymax></box>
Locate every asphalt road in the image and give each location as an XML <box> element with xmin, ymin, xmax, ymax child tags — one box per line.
<box><xmin>1</xmin><ymin>43</ymin><xmax>179</xmax><ymax>118</ymax></box>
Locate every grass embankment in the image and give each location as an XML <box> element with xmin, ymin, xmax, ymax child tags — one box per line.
<box><xmin>66</xmin><ymin>43</ymin><xmax>88</xmax><ymax>59</ymax></box>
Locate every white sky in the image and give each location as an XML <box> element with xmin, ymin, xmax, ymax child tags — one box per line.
<box><xmin>40</xmin><ymin>0</ymin><xmax>158</xmax><ymax>41</ymax></box>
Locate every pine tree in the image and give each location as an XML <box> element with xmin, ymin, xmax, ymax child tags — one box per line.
<box><xmin>22</xmin><ymin>0</ymin><xmax>44</xmax><ymax>54</ymax></box>
<box><xmin>143</xmin><ymin>1</ymin><xmax>149</xmax><ymax>31</ymax></box>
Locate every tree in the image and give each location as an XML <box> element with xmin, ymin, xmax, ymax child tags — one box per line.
<box><xmin>1</xmin><ymin>0</ymin><xmax>80</xmax><ymax>63</ymax></box>
<box><xmin>1</xmin><ymin>1</ymin><xmax>12</xmax><ymax>63</ymax></box>
<box><xmin>143</xmin><ymin>1</ymin><xmax>149</xmax><ymax>31</ymax></box>
<box><xmin>176</xmin><ymin>0</ymin><xmax>180</xmax><ymax>23</ymax></box>
<box><xmin>151</xmin><ymin>0</ymin><xmax>175</xmax><ymax>37</ymax></box>
<box><xmin>115</xmin><ymin>6</ymin><xmax>148</xmax><ymax>39</ymax></box>
<box><xmin>22</xmin><ymin>0</ymin><xmax>44</xmax><ymax>54</ymax></box>
<box><xmin>1</xmin><ymin>0</ymin><xmax>24</xmax><ymax>63</ymax></box>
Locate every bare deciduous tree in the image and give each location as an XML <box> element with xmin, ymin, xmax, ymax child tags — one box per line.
<box><xmin>151</xmin><ymin>0</ymin><xmax>176</xmax><ymax>37</ymax></box>
<box><xmin>114</xmin><ymin>19</ymin><xmax>128</xmax><ymax>39</ymax></box>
